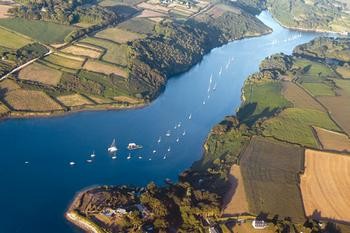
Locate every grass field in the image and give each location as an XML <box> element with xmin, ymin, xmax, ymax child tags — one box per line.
<box><xmin>302</xmin><ymin>82</ymin><xmax>335</xmax><ymax>96</ymax></box>
<box><xmin>118</xmin><ymin>18</ymin><xmax>155</xmax><ymax>34</ymax></box>
<box><xmin>336</xmin><ymin>65</ymin><xmax>350</xmax><ymax>79</ymax></box>
<box><xmin>61</xmin><ymin>45</ymin><xmax>102</xmax><ymax>59</ymax></box>
<box><xmin>262</xmin><ymin>108</ymin><xmax>340</xmax><ymax>148</ymax></box>
<box><xmin>0</xmin><ymin>102</ymin><xmax>9</xmax><ymax>115</ymax></box>
<box><xmin>240</xmin><ymin>136</ymin><xmax>305</xmax><ymax>222</ymax></box>
<box><xmin>318</xmin><ymin>95</ymin><xmax>350</xmax><ymax>136</ymax></box>
<box><xmin>0</xmin><ymin>79</ymin><xmax>21</xmax><ymax>91</ymax></box>
<box><xmin>281</xmin><ymin>81</ymin><xmax>325</xmax><ymax>111</ymax></box>
<box><xmin>238</xmin><ymin>81</ymin><xmax>291</xmax><ymax>125</ymax></box>
<box><xmin>0</xmin><ymin>27</ymin><xmax>32</xmax><ymax>49</ymax></box>
<box><xmin>301</xmin><ymin>149</ymin><xmax>350</xmax><ymax>223</ymax></box>
<box><xmin>83</xmin><ymin>60</ymin><xmax>127</xmax><ymax>77</ymax></box>
<box><xmin>222</xmin><ymin>164</ymin><xmax>249</xmax><ymax>216</ymax></box>
<box><xmin>114</xmin><ymin>96</ymin><xmax>141</xmax><ymax>104</ymax></box>
<box><xmin>95</xmin><ymin>27</ymin><xmax>143</xmax><ymax>43</ymax></box>
<box><xmin>294</xmin><ymin>58</ymin><xmax>338</xmax><ymax>83</ymax></box>
<box><xmin>137</xmin><ymin>9</ymin><xmax>166</xmax><ymax>18</ymax></box>
<box><xmin>57</xmin><ymin>94</ymin><xmax>93</xmax><ymax>107</ymax></box>
<box><xmin>334</xmin><ymin>79</ymin><xmax>350</xmax><ymax>96</ymax></box>
<box><xmin>0</xmin><ymin>18</ymin><xmax>75</xmax><ymax>44</ymax></box>
<box><xmin>314</xmin><ymin>127</ymin><xmax>350</xmax><ymax>152</ymax></box>
<box><xmin>44</xmin><ymin>53</ymin><xmax>84</xmax><ymax>70</ymax></box>
<box><xmin>18</xmin><ymin>62</ymin><xmax>62</xmax><ymax>86</ymax></box>
<box><xmin>80</xmin><ymin>37</ymin><xmax>128</xmax><ymax>66</ymax></box>
<box><xmin>3</xmin><ymin>89</ymin><xmax>63</xmax><ymax>111</ymax></box>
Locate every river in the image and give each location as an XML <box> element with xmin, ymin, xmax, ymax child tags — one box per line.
<box><xmin>0</xmin><ymin>12</ymin><xmax>323</xmax><ymax>233</ymax></box>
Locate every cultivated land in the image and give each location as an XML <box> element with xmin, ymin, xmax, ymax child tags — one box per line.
<box><xmin>18</xmin><ymin>62</ymin><xmax>62</xmax><ymax>86</ymax></box>
<box><xmin>56</xmin><ymin>94</ymin><xmax>93</xmax><ymax>107</ymax></box>
<box><xmin>95</xmin><ymin>27</ymin><xmax>143</xmax><ymax>43</ymax></box>
<box><xmin>83</xmin><ymin>60</ymin><xmax>127</xmax><ymax>77</ymax></box>
<box><xmin>0</xmin><ymin>27</ymin><xmax>32</xmax><ymax>49</ymax></box>
<box><xmin>314</xmin><ymin>127</ymin><xmax>350</xmax><ymax>152</ymax></box>
<box><xmin>61</xmin><ymin>45</ymin><xmax>102</xmax><ymax>59</ymax></box>
<box><xmin>240</xmin><ymin>136</ymin><xmax>305</xmax><ymax>221</ymax></box>
<box><xmin>301</xmin><ymin>149</ymin><xmax>350</xmax><ymax>223</ymax></box>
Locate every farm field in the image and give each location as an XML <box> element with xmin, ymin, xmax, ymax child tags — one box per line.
<box><xmin>0</xmin><ymin>18</ymin><xmax>75</xmax><ymax>44</ymax></box>
<box><xmin>83</xmin><ymin>60</ymin><xmax>128</xmax><ymax>77</ymax></box>
<box><xmin>114</xmin><ymin>96</ymin><xmax>141</xmax><ymax>104</ymax></box>
<box><xmin>56</xmin><ymin>94</ymin><xmax>93</xmax><ymax>107</ymax></box>
<box><xmin>61</xmin><ymin>45</ymin><xmax>102</xmax><ymax>59</ymax></box>
<box><xmin>0</xmin><ymin>4</ymin><xmax>12</xmax><ymax>19</ymax></box>
<box><xmin>3</xmin><ymin>89</ymin><xmax>63</xmax><ymax>111</ymax></box>
<box><xmin>95</xmin><ymin>27</ymin><xmax>143</xmax><ymax>43</ymax></box>
<box><xmin>238</xmin><ymin>81</ymin><xmax>291</xmax><ymax>126</ymax></box>
<box><xmin>293</xmin><ymin>58</ymin><xmax>338</xmax><ymax>83</ymax></box>
<box><xmin>0</xmin><ymin>79</ymin><xmax>20</xmax><ymax>91</ymax></box>
<box><xmin>229</xmin><ymin>221</ymin><xmax>275</xmax><ymax>233</ymax></box>
<box><xmin>314</xmin><ymin>127</ymin><xmax>350</xmax><ymax>152</ymax></box>
<box><xmin>0</xmin><ymin>27</ymin><xmax>32</xmax><ymax>49</ymax></box>
<box><xmin>334</xmin><ymin>79</ymin><xmax>350</xmax><ymax>96</ymax></box>
<box><xmin>281</xmin><ymin>81</ymin><xmax>325</xmax><ymax>111</ymax></box>
<box><xmin>301</xmin><ymin>149</ymin><xmax>350</xmax><ymax>223</ymax></box>
<box><xmin>99</xmin><ymin>0</ymin><xmax>143</xmax><ymax>6</ymax></box>
<box><xmin>262</xmin><ymin>107</ymin><xmax>339</xmax><ymax>148</ymax></box>
<box><xmin>302</xmin><ymin>82</ymin><xmax>335</xmax><ymax>96</ymax></box>
<box><xmin>18</xmin><ymin>62</ymin><xmax>62</xmax><ymax>86</ymax></box>
<box><xmin>118</xmin><ymin>18</ymin><xmax>155</xmax><ymax>34</ymax></box>
<box><xmin>80</xmin><ymin>37</ymin><xmax>129</xmax><ymax>66</ymax></box>
<box><xmin>44</xmin><ymin>53</ymin><xmax>84</xmax><ymax>70</ymax></box>
<box><xmin>240</xmin><ymin>136</ymin><xmax>305</xmax><ymax>221</ymax></box>
<box><xmin>336</xmin><ymin>65</ymin><xmax>350</xmax><ymax>79</ymax></box>
<box><xmin>318</xmin><ymin>94</ymin><xmax>350</xmax><ymax>136</ymax></box>
<box><xmin>137</xmin><ymin>9</ymin><xmax>166</xmax><ymax>19</ymax></box>
<box><xmin>0</xmin><ymin>102</ymin><xmax>9</xmax><ymax>115</ymax></box>
<box><xmin>222</xmin><ymin>165</ymin><xmax>249</xmax><ymax>216</ymax></box>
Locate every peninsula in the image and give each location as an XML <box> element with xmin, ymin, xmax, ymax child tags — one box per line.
<box><xmin>0</xmin><ymin>0</ymin><xmax>270</xmax><ymax>120</ymax></box>
<box><xmin>66</xmin><ymin>37</ymin><xmax>350</xmax><ymax>232</ymax></box>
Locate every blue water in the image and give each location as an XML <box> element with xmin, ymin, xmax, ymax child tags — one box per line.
<box><xmin>0</xmin><ymin>12</ymin><xmax>322</xmax><ymax>233</ymax></box>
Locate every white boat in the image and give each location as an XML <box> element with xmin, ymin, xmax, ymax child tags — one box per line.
<box><xmin>176</xmin><ymin>138</ymin><xmax>179</xmax><ymax>143</ymax></box>
<box><xmin>69</xmin><ymin>161</ymin><xmax>75</xmax><ymax>166</ymax></box>
<box><xmin>174</xmin><ymin>125</ymin><xmax>177</xmax><ymax>129</ymax></box>
<box><xmin>149</xmin><ymin>158</ymin><xmax>152</xmax><ymax>161</ymax></box>
<box><xmin>177</xmin><ymin>122</ymin><xmax>181</xmax><ymax>128</ymax></box>
<box><xmin>127</xmin><ymin>143</ymin><xmax>143</xmax><ymax>150</ymax></box>
<box><xmin>213</xmin><ymin>83</ymin><xmax>217</xmax><ymax>91</ymax></box>
<box><xmin>209</xmin><ymin>74</ymin><xmax>213</xmax><ymax>84</ymax></box>
<box><xmin>203</xmin><ymin>101</ymin><xmax>206</xmax><ymax>105</ymax></box>
<box><xmin>86</xmin><ymin>159</ymin><xmax>92</xmax><ymax>163</ymax></box>
<box><xmin>108</xmin><ymin>139</ymin><xmax>118</xmax><ymax>153</ymax></box>
<box><xmin>165</xmin><ymin>131</ymin><xmax>171</xmax><ymax>137</ymax></box>
<box><xmin>188</xmin><ymin>114</ymin><xmax>192</xmax><ymax>120</ymax></box>
<box><xmin>157</xmin><ymin>137</ymin><xmax>161</xmax><ymax>143</ymax></box>
<box><xmin>153</xmin><ymin>150</ymin><xmax>156</xmax><ymax>154</ymax></box>
<box><xmin>167</xmin><ymin>147</ymin><xmax>171</xmax><ymax>152</ymax></box>
<box><xmin>24</xmin><ymin>161</ymin><xmax>29</xmax><ymax>164</ymax></box>
<box><xmin>219</xmin><ymin>66</ymin><xmax>222</xmax><ymax>75</ymax></box>
<box><xmin>112</xmin><ymin>156</ymin><xmax>117</xmax><ymax>160</ymax></box>
<box><xmin>138</xmin><ymin>156</ymin><xmax>142</xmax><ymax>159</ymax></box>
<box><xmin>90</xmin><ymin>151</ymin><xmax>96</xmax><ymax>158</ymax></box>
<box><xmin>127</xmin><ymin>153</ymin><xmax>131</xmax><ymax>160</ymax></box>
<box><xmin>182</xmin><ymin>130</ymin><xmax>186</xmax><ymax>136</ymax></box>
<box><xmin>208</xmin><ymin>95</ymin><xmax>210</xmax><ymax>99</ymax></box>
<box><xmin>163</xmin><ymin>155</ymin><xmax>167</xmax><ymax>159</ymax></box>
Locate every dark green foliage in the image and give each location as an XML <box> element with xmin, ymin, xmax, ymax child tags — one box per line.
<box><xmin>260</xmin><ymin>53</ymin><xmax>294</xmax><ymax>74</ymax></box>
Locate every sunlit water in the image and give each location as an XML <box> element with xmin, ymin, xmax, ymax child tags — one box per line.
<box><xmin>0</xmin><ymin>12</ymin><xmax>323</xmax><ymax>233</ymax></box>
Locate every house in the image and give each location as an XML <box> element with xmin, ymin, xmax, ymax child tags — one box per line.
<box><xmin>252</xmin><ymin>220</ymin><xmax>268</xmax><ymax>229</ymax></box>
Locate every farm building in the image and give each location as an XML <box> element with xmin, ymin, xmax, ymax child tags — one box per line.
<box><xmin>252</xmin><ymin>220</ymin><xmax>268</xmax><ymax>229</ymax></box>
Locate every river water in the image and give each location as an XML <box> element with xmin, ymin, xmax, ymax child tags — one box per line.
<box><xmin>0</xmin><ymin>12</ymin><xmax>322</xmax><ymax>233</ymax></box>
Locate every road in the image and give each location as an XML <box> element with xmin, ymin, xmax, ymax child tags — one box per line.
<box><xmin>0</xmin><ymin>50</ymin><xmax>52</xmax><ymax>82</ymax></box>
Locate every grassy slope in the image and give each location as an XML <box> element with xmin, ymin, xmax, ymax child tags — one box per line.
<box><xmin>0</xmin><ymin>18</ymin><xmax>75</xmax><ymax>44</ymax></box>
<box><xmin>0</xmin><ymin>27</ymin><xmax>32</xmax><ymax>49</ymax></box>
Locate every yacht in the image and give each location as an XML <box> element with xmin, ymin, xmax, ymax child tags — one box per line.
<box><xmin>167</xmin><ymin>147</ymin><xmax>171</xmax><ymax>152</ymax></box>
<box><xmin>182</xmin><ymin>130</ymin><xmax>186</xmax><ymax>136</ymax></box>
<box><xmin>157</xmin><ymin>137</ymin><xmax>161</xmax><ymax>143</ymax></box>
<box><xmin>127</xmin><ymin>153</ymin><xmax>131</xmax><ymax>160</ymax></box>
<box><xmin>188</xmin><ymin>114</ymin><xmax>192</xmax><ymax>120</ymax></box>
<box><xmin>69</xmin><ymin>161</ymin><xmax>75</xmax><ymax>166</ymax></box>
<box><xmin>219</xmin><ymin>66</ymin><xmax>222</xmax><ymax>75</ymax></box>
<box><xmin>153</xmin><ymin>150</ymin><xmax>156</xmax><ymax>154</ymax></box>
<box><xmin>138</xmin><ymin>156</ymin><xmax>143</xmax><ymax>159</ymax></box>
<box><xmin>127</xmin><ymin>143</ymin><xmax>143</xmax><ymax>150</ymax></box>
<box><xmin>176</xmin><ymin>138</ymin><xmax>180</xmax><ymax>143</ymax></box>
<box><xmin>86</xmin><ymin>159</ymin><xmax>92</xmax><ymax>163</ymax></box>
<box><xmin>165</xmin><ymin>130</ymin><xmax>171</xmax><ymax>137</ymax></box>
<box><xmin>213</xmin><ymin>83</ymin><xmax>217</xmax><ymax>91</ymax></box>
<box><xmin>112</xmin><ymin>156</ymin><xmax>117</xmax><ymax>160</ymax></box>
<box><xmin>108</xmin><ymin>139</ymin><xmax>118</xmax><ymax>153</ymax></box>
<box><xmin>163</xmin><ymin>155</ymin><xmax>167</xmax><ymax>159</ymax></box>
<box><xmin>90</xmin><ymin>151</ymin><xmax>96</xmax><ymax>158</ymax></box>
<box><xmin>177</xmin><ymin>122</ymin><xmax>181</xmax><ymax>128</ymax></box>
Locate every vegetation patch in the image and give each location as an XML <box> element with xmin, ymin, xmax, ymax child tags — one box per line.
<box><xmin>314</xmin><ymin>127</ymin><xmax>350</xmax><ymax>152</ymax></box>
<box><xmin>118</xmin><ymin>17</ymin><xmax>155</xmax><ymax>35</ymax></box>
<box><xmin>0</xmin><ymin>27</ymin><xmax>32</xmax><ymax>49</ymax></box>
<box><xmin>240</xmin><ymin>136</ymin><xmax>305</xmax><ymax>222</ymax></box>
<box><xmin>61</xmin><ymin>45</ymin><xmax>102</xmax><ymax>59</ymax></box>
<box><xmin>281</xmin><ymin>81</ymin><xmax>325</xmax><ymax>111</ymax></box>
<box><xmin>18</xmin><ymin>62</ymin><xmax>62</xmax><ymax>86</ymax></box>
<box><xmin>2</xmin><ymin>89</ymin><xmax>62</xmax><ymax>111</ymax></box>
<box><xmin>262</xmin><ymin>108</ymin><xmax>340</xmax><ymax>148</ymax></box>
<box><xmin>0</xmin><ymin>18</ymin><xmax>75</xmax><ymax>44</ymax></box>
<box><xmin>301</xmin><ymin>149</ymin><xmax>350</xmax><ymax>223</ymax></box>
<box><xmin>83</xmin><ymin>60</ymin><xmax>128</xmax><ymax>77</ymax></box>
<box><xmin>80</xmin><ymin>37</ymin><xmax>129</xmax><ymax>66</ymax></box>
<box><xmin>43</xmin><ymin>53</ymin><xmax>84</xmax><ymax>70</ymax></box>
<box><xmin>56</xmin><ymin>93</ymin><xmax>93</xmax><ymax>107</ymax></box>
<box><xmin>95</xmin><ymin>27</ymin><xmax>144</xmax><ymax>43</ymax></box>
<box><xmin>302</xmin><ymin>82</ymin><xmax>335</xmax><ymax>96</ymax></box>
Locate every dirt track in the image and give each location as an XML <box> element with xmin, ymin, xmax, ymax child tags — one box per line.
<box><xmin>301</xmin><ymin>149</ymin><xmax>350</xmax><ymax>223</ymax></box>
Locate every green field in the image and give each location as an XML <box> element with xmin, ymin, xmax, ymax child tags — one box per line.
<box><xmin>294</xmin><ymin>58</ymin><xmax>338</xmax><ymax>83</ymax></box>
<box><xmin>237</xmin><ymin>81</ymin><xmax>291</xmax><ymax>125</ymax></box>
<box><xmin>0</xmin><ymin>18</ymin><xmax>75</xmax><ymax>44</ymax></box>
<box><xmin>335</xmin><ymin>79</ymin><xmax>350</xmax><ymax>95</ymax></box>
<box><xmin>118</xmin><ymin>18</ymin><xmax>155</xmax><ymax>35</ymax></box>
<box><xmin>302</xmin><ymin>82</ymin><xmax>335</xmax><ymax>96</ymax></box>
<box><xmin>43</xmin><ymin>54</ymin><xmax>84</xmax><ymax>70</ymax></box>
<box><xmin>240</xmin><ymin>136</ymin><xmax>305</xmax><ymax>222</ymax></box>
<box><xmin>80</xmin><ymin>37</ymin><xmax>129</xmax><ymax>66</ymax></box>
<box><xmin>262</xmin><ymin>108</ymin><xmax>340</xmax><ymax>148</ymax></box>
<box><xmin>0</xmin><ymin>27</ymin><xmax>32</xmax><ymax>49</ymax></box>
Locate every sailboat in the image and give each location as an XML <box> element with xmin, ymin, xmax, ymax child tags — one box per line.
<box><xmin>157</xmin><ymin>137</ymin><xmax>161</xmax><ymax>143</ymax></box>
<box><xmin>176</xmin><ymin>138</ymin><xmax>179</xmax><ymax>143</ymax></box>
<box><xmin>127</xmin><ymin>153</ymin><xmax>131</xmax><ymax>160</ymax></box>
<box><xmin>167</xmin><ymin>147</ymin><xmax>171</xmax><ymax>152</ymax></box>
<box><xmin>163</xmin><ymin>155</ymin><xmax>167</xmax><ymax>159</ymax></box>
<box><xmin>86</xmin><ymin>159</ymin><xmax>92</xmax><ymax>163</ymax></box>
<box><xmin>178</xmin><ymin>122</ymin><xmax>181</xmax><ymax>128</ymax></box>
<box><xmin>90</xmin><ymin>151</ymin><xmax>96</xmax><ymax>158</ymax></box>
<box><xmin>112</xmin><ymin>156</ymin><xmax>117</xmax><ymax>160</ymax></box>
<box><xmin>182</xmin><ymin>130</ymin><xmax>186</xmax><ymax>136</ymax></box>
<box><xmin>219</xmin><ymin>66</ymin><xmax>222</xmax><ymax>76</ymax></box>
<box><xmin>69</xmin><ymin>161</ymin><xmax>75</xmax><ymax>166</ymax></box>
<box><xmin>165</xmin><ymin>130</ymin><xmax>171</xmax><ymax>137</ymax></box>
<box><xmin>108</xmin><ymin>139</ymin><xmax>117</xmax><ymax>153</ymax></box>
<box><xmin>153</xmin><ymin>150</ymin><xmax>156</xmax><ymax>154</ymax></box>
<box><xmin>188</xmin><ymin>114</ymin><xmax>192</xmax><ymax>120</ymax></box>
<box><xmin>213</xmin><ymin>82</ymin><xmax>217</xmax><ymax>91</ymax></box>
<box><xmin>203</xmin><ymin>101</ymin><xmax>206</xmax><ymax>105</ymax></box>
